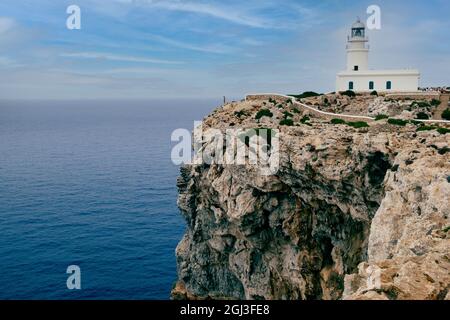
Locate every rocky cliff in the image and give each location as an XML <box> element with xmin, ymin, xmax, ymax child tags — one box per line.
<box><xmin>172</xmin><ymin>94</ymin><xmax>450</xmax><ymax>300</ymax></box>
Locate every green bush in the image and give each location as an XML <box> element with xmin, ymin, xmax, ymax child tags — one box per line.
<box><xmin>430</xmin><ymin>99</ymin><xmax>441</xmax><ymax>107</ymax></box>
<box><xmin>388</xmin><ymin>118</ymin><xmax>408</xmax><ymax>126</ymax></box>
<box><xmin>255</xmin><ymin>109</ymin><xmax>273</xmax><ymax>120</ymax></box>
<box><xmin>370</xmin><ymin>90</ymin><xmax>378</xmax><ymax>96</ymax></box>
<box><xmin>347</xmin><ymin>121</ymin><xmax>369</xmax><ymax>128</ymax></box>
<box><xmin>416</xmin><ymin>126</ymin><xmax>436</xmax><ymax>132</ymax></box>
<box><xmin>340</xmin><ymin>90</ymin><xmax>356</xmax><ymax>98</ymax></box>
<box><xmin>416</xmin><ymin>112</ymin><xmax>429</xmax><ymax>120</ymax></box>
<box><xmin>331</xmin><ymin>118</ymin><xmax>346</xmax><ymax>125</ymax></box>
<box><xmin>283</xmin><ymin>111</ymin><xmax>294</xmax><ymax>119</ymax></box>
<box><xmin>437</xmin><ymin>127</ymin><xmax>450</xmax><ymax>134</ymax></box>
<box><xmin>292</xmin><ymin>108</ymin><xmax>300</xmax><ymax>114</ymax></box>
<box><xmin>234</xmin><ymin>110</ymin><xmax>249</xmax><ymax>118</ymax></box>
<box><xmin>411</xmin><ymin>101</ymin><xmax>431</xmax><ymax>109</ymax></box>
<box><xmin>442</xmin><ymin>109</ymin><xmax>450</xmax><ymax>120</ymax></box>
<box><xmin>300</xmin><ymin>116</ymin><xmax>310</xmax><ymax>124</ymax></box>
<box><xmin>375</xmin><ymin>114</ymin><xmax>389</xmax><ymax>121</ymax></box>
<box><xmin>268</xmin><ymin>98</ymin><xmax>277</xmax><ymax>104</ymax></box>
<box><xmin>288</xmin><ymin>91</ymin><xmax>321</xmax><ymax>99</ymax></box>
<box><xmin>280</xmin><ymin>119</ymin><xmax>294</xmax><ymax>126</ymax></box>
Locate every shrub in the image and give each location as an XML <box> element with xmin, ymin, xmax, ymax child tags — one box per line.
<box><xmin>416</xmin><ymin>125</ymin><xmax>436</xmax><ymax>132</ymax></box>
<box><xmin>268</xmin><ymin>98</ymin><xmax>277</xmax><ymax>104</ymax></box>
<box><xmin>283</xmin><ymin>111</ymin><xmax>294</xmax><ymax>119</ymax></box>
<box><xmin>323</xmin><ymin>98</ymin><xmax>329</xmax><ymax>104</ymax></box>
<box><xmin>375</xmin><ymin>114</ymin><xmax>389</xmax><ymax>121</ymax></box>
<box><xmin>442</xmin><ymin>108</ymin><xmax>450</xmax><ymax>120</ymax></box>
<box><xmin>370</xmin><ymin>90</ymin><xmax>378</xmax><ymax>96</ymax></box>
<box><xmin>288</xmin><ymin>91</ymin><xmax>321</xmax><ymax>99</ymax></box>
<box><xmin>347</xmin><ymin>121</ymin><xmax>369</xmax><ymax>128</ymax></box>
<box><xmin>437</xmin><ymin>127</ymin><xmax>450</xmax><ymax>135</ymax></box>
<box><xmin>416</xmin><ymin>112</ymin><xmax>429</xmax><ymax>120</ymax></box>
<box><xmin>276</xmin><ymin>104</ymin><xmax>284</xmax><ymax>109</ymax></box>
<box><xmin>431</xmin><ymin>99</ymin><xmax>441</xmax><ymax>107</ymax></box>
<box><xmin>280</xmin><ymin>119</ymin><xmax>294</xmax><ymax>126</ymax></box>
<box><xmin>234</xmin><ymin>110</ymin><xmax>249</xmax><ymax>118</ymax></box>
<box><xmin>255</xmin><ymin>109</ymin><xmax>273</xmax><ymax>120</ymax></box>
<box><xmin>300</xmin><ymin>116</ymin><xmax>310</xmax><ymax>124</ymax></box>
<box><xmin>292</xmin><ymin>108</ymin><xmax>300</xmax><ymax>114</ymax></box>
<box><xmin>388</xmin><ymin>118</ymin><xmax>408</xmax><ymax>126</ymax></box>
<box><xmin>340</xmin><ymin>90</ymin><xmax>356</xmax><ymax>98</ymax></box>
<box><xmin>331</xmin><ymin>118</ymin><xmax>346</xmax><ymax>125</ymax></box>
<box><xmin>411</xmin><ymin>101</ymin><xmax>431</xmax><ymax>109</ymax></box>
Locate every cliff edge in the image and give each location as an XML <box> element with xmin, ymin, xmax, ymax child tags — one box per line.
<box><xmin>172</xmin><ymin>94</ymin><xmax>450</xmax><ymax>300</ymax></box>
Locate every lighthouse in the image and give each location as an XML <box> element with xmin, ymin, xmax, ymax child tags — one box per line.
<box><xmin>336</xmin><ymin>18</ymin><xmax>420</xmax><ymax>92</ymax></box>
<box><xmin>346</xmin><ymin>18</ymin><xmax>369</xmax><ymax>72</ymax></box>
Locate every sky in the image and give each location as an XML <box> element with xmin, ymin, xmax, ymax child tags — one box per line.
<box><xmin>0</xmin><ymin>0</ymin><xmax>449</xmax><ymax>99</ymax></box>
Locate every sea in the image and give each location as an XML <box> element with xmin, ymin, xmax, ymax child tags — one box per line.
<box><xmin>0</xmin><ymin>99</ymin><xmax>218</xmax><ymax>299</ymax></box>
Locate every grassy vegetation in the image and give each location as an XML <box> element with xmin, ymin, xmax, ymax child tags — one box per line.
<box><xmin>255</xmin><ymin>109</ymin><xmax>273</xmax><ymax>120</ymax></box>
<box><xmin>288</xmin><ymin>91</ymin><xmax>321</xmax><ymax>99</ymax></box>
<box><xmin>388</xmin><ymin>118</ymin><xmax>409</xmax><ymax>126</ymax></box>
<box><xmin>442</xmin><ymin>109</ymin><xmax>450</xmax><ymax>120</ymax></box>
<box><xmin>330</xmin><ymin>118</ymin><xmax>369</xmax><ymax>129</ymax></box>
<box><xmin>437</xmin><ymin>127</ymin><xmax>450</xmax><ymax>135</ymax></box>
<box><xmin>234</xmin><ymin>110</ymin><xmax>249</xmax><ymax>118</ymax></box>
<box><xmin>415</xmin><ymin>112</ymin><xmax>430</xmax><ymax>120</ymax></box>
<box><xmin>299</xmin><ymin>116</ymin><xmax>312</xmax><ymax>126</ymax></box>
<box><xmin>280</xmin><ymin>119</ymin><xmax>294</xmax><ymax>126</ymax></box>
<box><xmin>375</xmin><ymin>114</ymin><xmax>389</xmax><ymax>121</ymax></box>
<box><xmin>330</xmin><ymin>118</ymin><xmax>346</xmax><ymax>125</ymax></box>
<box><xmin>347</xmin><ymin>121</ymin><xmax>369</xmax><ymax>128</ymax></box>
<box><xmin>340</xmin><ymin>90</ymin><xmax>356</xmax><ymax>98</ymax></box>
<box><xmin>431</xmin><ymin>99</ymin><xmax>441</xmax><ymax>107</ymax></box>
<box><xmin>416</xmin><ymin>125</ymin><xmax>436</xmax><ymax>132</ymax></box>
<box><xmin>283</xmin><ymin>111</ymin><xmax>294</xmax><ymax>119</ymax></box>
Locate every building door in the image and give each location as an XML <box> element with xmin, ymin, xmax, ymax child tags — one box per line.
<box><xmin>369</xmin><ymin>81</ymin><xmax>374</xmax><ymax>90</ymax></box>
<box><xmin>349</xmin><ymin>81</ymin><xmax>354</xmax><ymax>90</ymax></box>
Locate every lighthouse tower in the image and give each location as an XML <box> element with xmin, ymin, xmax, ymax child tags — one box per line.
<box><xmin>346</xmin><ymin>18</ymin><xmax>369</xmax><ymax>71</ymax></box>
<box><xmin>336</xmin><ymin>18</ymin><xmax>420</xmax><ymax>92</ymax></box>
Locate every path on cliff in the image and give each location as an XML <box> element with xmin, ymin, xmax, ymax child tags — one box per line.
<box><xmin>435</xmin><ymin>94</ymin><xmax>449</xmax><ymax>120</ymax></box>
<box><xmin>246</xmin><ymin>93</ymin><xmax>450</xmax><ymax>124</ymax></box>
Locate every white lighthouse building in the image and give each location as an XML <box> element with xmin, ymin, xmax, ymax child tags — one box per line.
<box><xmin>336</xmin><ymin>19</ymin><xmax>420</xmax><ymax>92</ymax></box>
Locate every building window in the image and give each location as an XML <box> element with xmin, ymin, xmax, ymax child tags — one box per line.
<box><xmin>354</xmin><ymin>66</ymin><xmax>359</xmax><ymax>71</ymax></box>
<box><xmin>386</xmin><ymin>81</ymin><xmax>392</xmax><ymax>90</ymax></box>
<box><xmin>369</xmin><ymin>81</ymin><xmax>374</xmax><ymax>90</ymax></box>
<box><xmin>349</xmin><ymin>81</ymin><xmax>354</xmax><ymax>90</ymax></box>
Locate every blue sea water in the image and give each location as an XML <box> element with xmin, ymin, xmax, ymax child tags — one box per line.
<box><xmin>0</xmin><ymin>99</ymin><xmax>217</xmax><ymax>300</ymax></box>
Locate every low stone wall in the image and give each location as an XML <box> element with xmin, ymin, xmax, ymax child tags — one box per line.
<box><xmin>386</xmin><ymin>92</ymin><xmax>440</xmax><ymax>100</ymax></box>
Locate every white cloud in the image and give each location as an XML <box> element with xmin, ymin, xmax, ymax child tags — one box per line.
<box><xmin>60</xmin><ymin>52</ymin><xmax>184</xmax><ymax>64</ymax></box>
<box><xmin>0</xmin><ymin>17</ymin><xmax>15</xmax><ymax>34</ymax></box>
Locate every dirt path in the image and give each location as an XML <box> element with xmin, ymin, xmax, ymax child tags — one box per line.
<box><xmin>435</xmin><ymin>94</ymin><xmax>449</xmax><ymax>120</ymax></box>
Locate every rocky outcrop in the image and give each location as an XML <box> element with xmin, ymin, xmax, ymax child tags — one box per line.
<box><xmin>172</xmin><ymin>96</ymin><xmax>450</xmax><ymax>300</ymax></box>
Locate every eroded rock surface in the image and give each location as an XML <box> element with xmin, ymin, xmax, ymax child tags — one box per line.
<box><xmin>172</xmin><ymin>95</ymin><xmax>450</xmax><ymax>300</ymax></box>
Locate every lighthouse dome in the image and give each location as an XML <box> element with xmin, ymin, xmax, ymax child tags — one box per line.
<box><xmin>352</xmin><ymin>19</ymin><xmax>365</xmax><ymax>29</ymax></box>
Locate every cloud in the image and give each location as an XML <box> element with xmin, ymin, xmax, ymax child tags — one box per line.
<box><xmin>60</xmin><ymin>52</ymin><xmax>184</xmax><ymax>64</ymax></box>
<box><xmin>0</xmin><ymin>17</ymin><xmax>15</xmax><ymax>34</ymax></box>
<box><xmin>147</xmin><ymin>34</ymin><xmax>235</xmax><ymax>54</ymax></box>
<box><xmin>106</xmin><ymin>0</ymin><xmax>286</xmax><ymax>29</ymax></box>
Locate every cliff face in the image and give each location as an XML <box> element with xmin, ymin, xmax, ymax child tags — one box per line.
<box><xmin>172</xmin><ymin>96</ymin><xmax>450</xmax><ymax>300</ymax></box>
